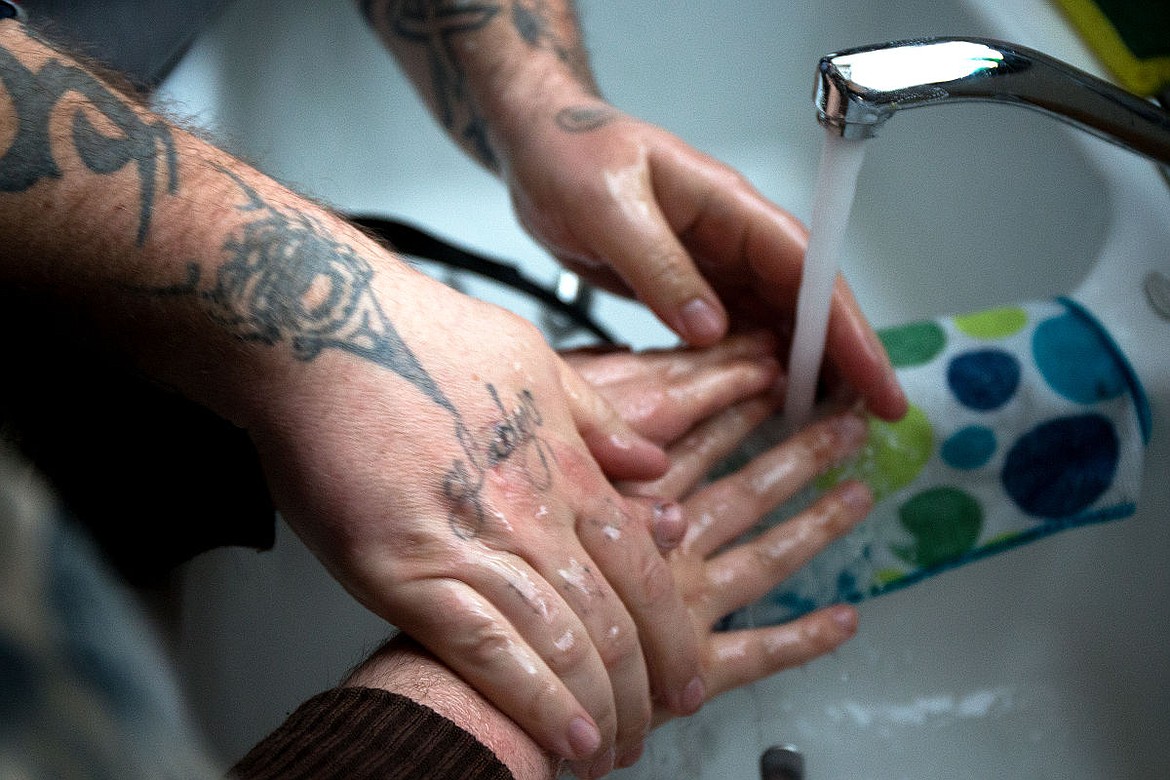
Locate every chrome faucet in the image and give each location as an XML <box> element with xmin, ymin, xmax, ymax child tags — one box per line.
<box><xmin>814</xmin><ymin>37</ymin><xmax>1170</xmax><ymax>164</ymax></box>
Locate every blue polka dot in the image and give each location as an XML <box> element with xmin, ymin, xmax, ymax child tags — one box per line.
<box><xmin>836</xmin><ymin>569</ymin><xmax>863</xmax><ymax>602</ymax></box>
<box><xmin>947</xmin><ymin>349</ymin><xmax>1021</xmax><ymax>411</ymax></box>
<box><xmin>1034</xmin><ymin>311</ymin><xmax>1127</xmax><ymax>405</ymax></box>
<box><xmin>1002</xmin><ymin>414</ymin><xmax>1119</xmax><ymax>519</ymax></box>
<box><xmin>941</xmin><ymin>426</ymin><xmax>997</xmax><ymax>470</ymax></box>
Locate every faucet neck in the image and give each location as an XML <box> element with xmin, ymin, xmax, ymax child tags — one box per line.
<box><xmin>815</xmin><ymin>37</ymin><xmax>1170</xmax><ymax>164</ymax></box>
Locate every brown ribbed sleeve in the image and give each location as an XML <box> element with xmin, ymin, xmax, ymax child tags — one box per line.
<box><xmin>230</xmin><ymin>688</ymin><xmax>515</xmax><ymax>780</ymax></box>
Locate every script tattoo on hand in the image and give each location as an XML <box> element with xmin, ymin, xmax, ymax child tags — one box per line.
<box><xmin>444</xmin><ymin>384</ymin><xmax>554</xmax><ymax>540</ymax></box>
<box><xmin>0</xmin><ymin>43</ymin><xmax>177</xmax><ymax>244</ymax></box>
<box><xmin>154</xmin><ymin>168</ymin><xmax>555</xmax><ymax>541</ymax></box>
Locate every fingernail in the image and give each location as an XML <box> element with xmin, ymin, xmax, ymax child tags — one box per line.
<box><xmin>681</xmin><ymin>675</ymin><xmax>706</xmax><ymax>714</ymax></box>
<box><xmin>679</xmin><ymin>298</ymin><xmax>725</xmax><ymax>345</ymax></box>
<box><xmin>881</xmin><ymin>371</ymin><xmax>910</xmax><ymax>420</ymax></box>
<box><xmin>831</xmin><ymin>605</ymin><xmax>859</xmax><ymax>633</ymax></box>
<box><xmin>568</xmin><ymin>716</ymin><xmax>601</xmax><ymax>760</ymax></box>
<box><xmin>840</xmin><ymin>480</ymin><xmax>873</xmax><ymax>513</ymax></box>
<box><xmin>652</xmin><ymin>501</ymin><xmax>685</xmax><ymax>551</ymax></box>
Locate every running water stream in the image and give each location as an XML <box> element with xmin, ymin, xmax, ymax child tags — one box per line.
<box><xmin>783</xmin><ymin>130</ymin><xmax>869</xmax><ymax>431</ymax></box>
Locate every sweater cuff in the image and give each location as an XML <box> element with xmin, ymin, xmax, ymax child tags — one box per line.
<box><xmin>231</xmin><ymin>687</ymin><xmax>515</xmax><ymax>780</ymax></box>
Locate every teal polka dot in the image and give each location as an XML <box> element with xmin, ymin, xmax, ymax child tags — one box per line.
<box><xmin>941</xmin><ymin>426</ymin><xmax>997</xmax><ymax>470</ymax></box>
<box><xmin>1033</xmin><ymin>311</ymin><xmax>1127</xmax><ymax>405</ymax></box>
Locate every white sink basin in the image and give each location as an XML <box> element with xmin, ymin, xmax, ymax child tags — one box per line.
<box><xmin>598</xmin><ymin>1</ymin><xmax>1170</xmax><ymax>778</ymax></box>
<box><xmin>162</xmin><ymin>0</ymin><xmax>1170</xmax><ymax>776</ymax></box>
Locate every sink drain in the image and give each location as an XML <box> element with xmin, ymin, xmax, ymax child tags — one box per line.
<box><xmin>761</xmin><ymin>745</ymin><xmax>805</xmax><ymax>780</ymax></box>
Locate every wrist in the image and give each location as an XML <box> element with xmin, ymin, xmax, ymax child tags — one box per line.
<box><xmin>346</xmin><ymin>635</ymin><xmax>560</xmax><ymax>780</ymax></box>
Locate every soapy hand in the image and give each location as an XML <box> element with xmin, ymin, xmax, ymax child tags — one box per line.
<box><xmin>563</xmin><ymin>330</ymin><xmax>783</xmax><ymax>447</ymax></box>
<box><xmin>498</xmin><ymin>101</ymin><xmax>906</xmax><ymax>421</ymax></box>
<box><xmin>344</xmin><ymin>402</ymin><xmax>874</xmax><ymax>780</ymax></box>
<box><xmin>226</xmin><ymin>198</ymin><xmax>789</xmax><ymax>769</ymax></box>
<box><xmin>243</xmin><ymin>265</ymin><xmax>699</xmax><ymax>766</ymax></box>
<box><xmin>616</xmin><ymin>405</ymin><xmax>874</xmax><ymax>766</ymax></box>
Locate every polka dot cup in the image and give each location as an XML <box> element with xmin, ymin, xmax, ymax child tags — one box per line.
<box><xmin>722</xmin><ymin>297</ymin><xmax>1151</xmax><ymax>629</ymax></box>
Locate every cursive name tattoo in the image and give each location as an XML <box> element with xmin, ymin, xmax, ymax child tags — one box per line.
<box><xmin>444</xmin><ymin>383</ymin><xmax>554</xmax><ymax>540</ymax></box>
<box><xmin>0</xmin><ymin>42</ymin><xmax>178</xmax><ymax>244</ymax></box>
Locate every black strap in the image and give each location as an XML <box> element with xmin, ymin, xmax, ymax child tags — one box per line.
<box><xmin>349</xmin><ymin>214</ymin><xmax>615</xmax><ymax>345</ymax></box>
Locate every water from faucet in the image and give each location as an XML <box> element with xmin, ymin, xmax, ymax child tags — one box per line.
<box><xmin>784</xmin><ymin>130</ymin><xmax>868</xmax><ymax>430</ymax></box>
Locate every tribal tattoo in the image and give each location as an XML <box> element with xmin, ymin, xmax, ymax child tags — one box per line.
<box><xmin>0</xmin><ymin>43</ymin><xmax>177</xmax><ymax>244</ymax></box>
<box><xmin>554</xmin><ymin>104</ymin><xmax>618</xmax><ymax>133</ymax></box>
<box><xmin>156</xmin><ymin>169</ymin><xmax>554</xmax><ymax>541</ymax></box>
<box><xmin>360</xmin><ymin>0</ymin><xmax>600</xmax><ymax>165</ymax></box>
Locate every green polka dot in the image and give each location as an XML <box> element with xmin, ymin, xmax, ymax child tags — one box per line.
<box><xmin>874</xmin><ymin>567</ymin><xmax>908</xmax><ymax>587</ymax></box>
<box><xmin>818</xmin><ymin>403</ymin><xmax>934</xmax><ymax>502</ymax></box>
<box><xmin>953</xmin><ymin>306</ymin><xmax>1028</xmax><ymax>340</ymax></box>
<box><xmin>893</xmin><ymin>487</ymin><xmax>983</xmax><ymax>568</ymax></box>
<box><xmin>878</xmin><ymin>321</ymin><xmax>947</xmax><ymax>368</ymax></box>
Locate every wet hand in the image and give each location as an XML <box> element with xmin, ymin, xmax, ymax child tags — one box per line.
<box><xmin>610</xmin><ymin>406</ymin><xmax>875</xmax><ymax>772</ymax></box>
<box><xmin>235</xmin><ymin>250</ymin><xmax>719</xmax><ymax>768</ymax></box>
<box><xmin>498</xmin><ymin>101</ymin><xmax>906</xmax><ymax>421</ymax></box>
<box><xmin>563</xmin><ymin>330</ymin><xmax>782</xmax><ymax>447</ymax></box>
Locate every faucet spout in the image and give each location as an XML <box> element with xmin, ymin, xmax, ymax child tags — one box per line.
<box><xmin>815</xmin><ymin>37</ymin><xmax>1170</xmax><ymax>164</ymax></box>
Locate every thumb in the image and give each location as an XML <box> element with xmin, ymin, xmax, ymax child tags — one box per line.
<box><xmin>558</xmin><ymin>360</ymin><xmax>669</xmax><ymax>481</ymax></box>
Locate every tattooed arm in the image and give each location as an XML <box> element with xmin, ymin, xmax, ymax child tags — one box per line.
<box><xmin>0</xmin><ymin>18</ymin><xmax>716</xmax><ymax>769</ymax></box>
<box><xmin>358</xmin><ymin>0</ymin><xmax>906</xmax><ymax>420</ymax></box>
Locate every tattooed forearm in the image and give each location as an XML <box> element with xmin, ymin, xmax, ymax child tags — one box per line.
<box><xmin>510</xmin><ymin>0</ymin><xmax>598</xmax><ymax>92</ymax></box>
<box><xmin>204</xmin><ymin>168</ymin><xmax>459</xmax><ymax>416</ymax></box>
<box><xmin>360</xmin><ymin>0</ymin><xmax>600</xmax><ymax>166</ymax></box>
<box><xmin>148</xmin><ymin>169</ymin><xmax>555</xmax><ymax>541</ymax></box>
<box><xmin>365</xmin><ymin>0</ymin><xmax>501</xmax><ymax>168</ymax></box>
<box><xmin>0</xmin><ymin>43</ymin><xmax>177</xmax><ymax>244</ymax></box>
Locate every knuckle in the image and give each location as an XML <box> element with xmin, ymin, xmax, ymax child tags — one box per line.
<box><xmin>642</xmin><ymin>247</ymin><xmax>691</xmax><ymax>288</ymax></box>
<box><xmin>597</xmin><ymin>620</ymin><xmax>641</xmax><ymax>670</ymax></box>
<box><xmin>543</xmin><ymin>627</ymin><xmax>593</xmax><ymax>678</ymax></box>
<box><xmin>457</xmin><ymin>609</ymin><xmax>517</xmax><ymax>667</ymax></box>
<box><xmin>800</xmin><ymin>617</ymin><xmax>840</xmax><ymax>655</ymax></box>
<box><xmin>517</xmin><ymin>677</ymin><xmax>573</xmax><ymax>738</ymax></box>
